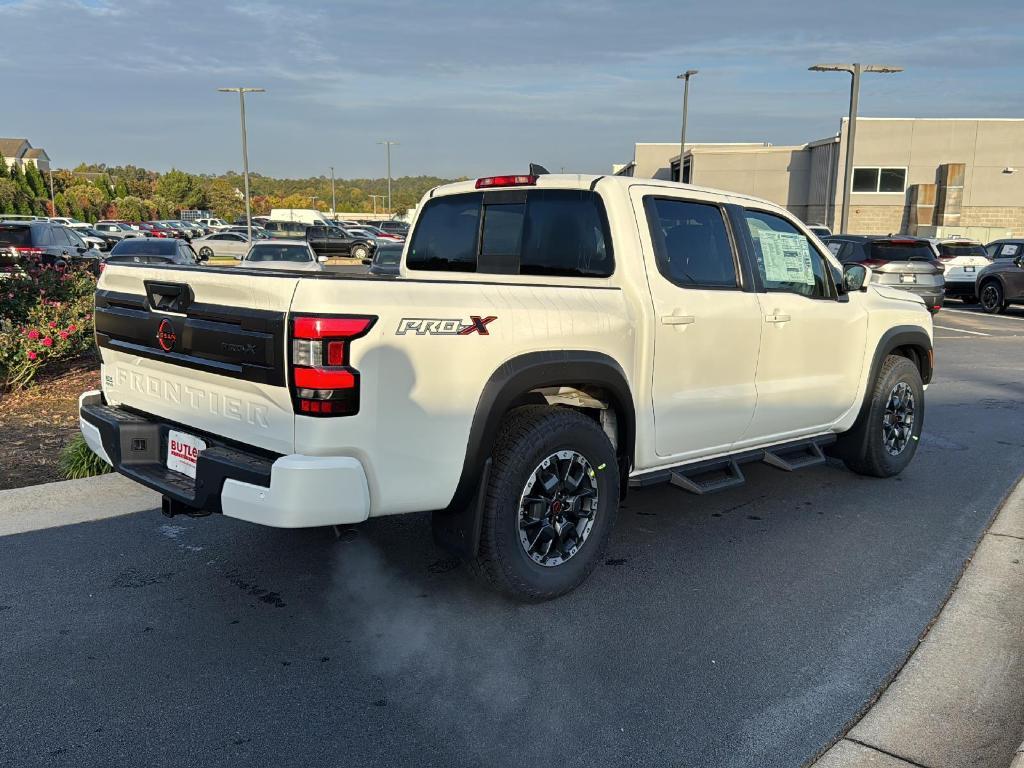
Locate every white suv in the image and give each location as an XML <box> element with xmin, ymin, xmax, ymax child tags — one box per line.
<box><xmin>928</xmin><ymin>237</ymin><xmax>991</xmax><ymax>304</ymax></box>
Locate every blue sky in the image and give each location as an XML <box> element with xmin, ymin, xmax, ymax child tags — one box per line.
<box><xmin>2</xmin><ymin>0</ymin><xmax>1022</xmax><ymax>178</ymax></box>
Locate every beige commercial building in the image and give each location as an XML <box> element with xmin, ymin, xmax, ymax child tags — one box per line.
<box><xmin>614</xmin><ymin>118</ymin><xmax>1024</xmax><ymax>238</ymax></box>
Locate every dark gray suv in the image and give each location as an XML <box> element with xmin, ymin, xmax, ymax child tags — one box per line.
<box><xmin>823</xmin><ymin>235</ymin><xmax>945</xmax><ymax>313</ymax></box>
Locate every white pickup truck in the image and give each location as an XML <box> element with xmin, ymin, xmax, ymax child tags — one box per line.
<box><xmin>80</xmin><ymin>173</ymin><xmax>933</xmax><ymax>600</ymax></box>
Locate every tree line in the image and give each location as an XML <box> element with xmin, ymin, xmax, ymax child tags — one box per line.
<box><xmin>0</xmin><ymin>157</ymin><xmax>455</xmax><ymax>222</ymax></box>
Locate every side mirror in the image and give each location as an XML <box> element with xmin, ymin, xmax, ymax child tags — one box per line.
<box><xmin>843</xmin><ymin>262</ymin><xmax>871</xmax><ymax>293</ymax></box>
<box><xmin>318</xmin><ymin>256</ymin><xmax>328</xmax><ymax>263</ymax></box>
<box><xmin>1015</xmin><ymin>255</ymin><xmax>1024</xmax><ymax>269</ymax></box>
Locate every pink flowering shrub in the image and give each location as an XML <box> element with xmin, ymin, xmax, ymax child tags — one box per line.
<box><xmin>0</xmin><ymin>257</ymin><xmax>97</xmax><ymax>390</ymax></box>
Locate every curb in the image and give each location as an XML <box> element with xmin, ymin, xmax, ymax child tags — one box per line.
<box><xmin>0</xmin><ymin>474</ymin><xmax>160</xmax><ymax>537</ymax></box>
<box><xmin>810</xmin><ymin>476</ymin><xmax>1024</xmax><ymax>768</ymax></box>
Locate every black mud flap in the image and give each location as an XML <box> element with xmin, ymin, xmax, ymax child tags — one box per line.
<box><xmin>431</xmin><ymin>458</ymin><xmax>491</xmax><ymax>560</ymax></box>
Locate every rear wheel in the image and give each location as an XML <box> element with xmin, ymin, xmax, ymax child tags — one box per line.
<box><xmin>980</xmin><ymin>280</ymin><xmax>1007</xmax><ymax>314</ymax></box>
<box><xmin>472</xmin><ymin>405</ymin><xmax>619</xmax><ymax>602</ymax></box>
<box><xmin>833</xmin><ymin>355</ymin><xmax>924</xmax><ymax>478</ymax></box>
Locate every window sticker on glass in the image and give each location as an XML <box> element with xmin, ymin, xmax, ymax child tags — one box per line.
<box><xmin>1001</xmin><ymin>244</ymin><xmax>1019</xmax><ymax>256</ymax></box>
<box><xmin>756</xmin><ymin>230</ymin><xmax>815</xmax><ymax>285</ymax></box>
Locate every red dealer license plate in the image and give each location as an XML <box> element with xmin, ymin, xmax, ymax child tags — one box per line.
<box><xmin>167</xmin><ymin>430</ymin><xmax>206</xmax><ymax>479</ymax></box>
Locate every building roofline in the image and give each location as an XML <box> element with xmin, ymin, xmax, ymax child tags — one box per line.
<box><xmin>840</xmin><ymin>117</ymin><xmax>1024</xmax><ymax>123</ymax></box>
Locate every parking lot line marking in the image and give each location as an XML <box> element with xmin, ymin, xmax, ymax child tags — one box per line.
<box><xmin>944</xmin><ymin>308</ymin><xmax>1024</xmax><ymax>323</ymax></box>
<box><xmin>934</xmin><ymin>325</ymin><xmax>990</xmax><ymax>336</ymax></box>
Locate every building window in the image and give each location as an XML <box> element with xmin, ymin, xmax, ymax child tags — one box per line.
<box><xmin>851</xmin><ymin>167</ymin><xmax>907</xmax><ymax>194</ymax></box>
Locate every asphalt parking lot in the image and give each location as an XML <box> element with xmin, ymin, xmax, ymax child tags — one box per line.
<box><xmin>3</xmin><ymin>304</ymin><xmax>1024</xmax><ymax>768</ymax></box>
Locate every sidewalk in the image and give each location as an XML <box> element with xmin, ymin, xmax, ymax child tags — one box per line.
<box><xmin>812</xmin><ymin>479</ymin><xmax>1024</xmax><ymax>768</ymax></box>
<box><xmin>0</xmin><ymin>473</ymin><xmax>160</xmax><ymax>536</ymax></box>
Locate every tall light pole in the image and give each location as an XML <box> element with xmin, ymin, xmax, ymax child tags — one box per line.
<box><xmin>330</xmin><ymin>166</ymin><xmax>336</xmax><ymax>217</ymax></box>
<box><xmin>676</xmin><ymin>70</ymin><xmax>698</xmax><ymax>183</ymax></box>
<box><xmin>47</xmin><ymin>167</ymin><xmax>55</xmax><ymax>216</ymax></box>
<box><xmin>218</xmin><ymin>87</ymin><xmax>265</xmax><ymax>241</ymax></box>
<box><xmin>809</xmin><ymin>64</ymin><xmax>902</xmax><ymax>234</ymax></box>
<box><xmin>369</xmin><ymin>194</ymin><xmax>385</xmax><ymax>215</ymax></box>
<box><xmin>377</xmin><ymin>140</ymin><xmax>398</xmax><ymax>214</ymax></box>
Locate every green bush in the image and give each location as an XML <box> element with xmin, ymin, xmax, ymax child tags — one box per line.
<box><xmin>59</xmin><ymin>433</ymin><xmax>112</xmax><ymax>480</ymax></box>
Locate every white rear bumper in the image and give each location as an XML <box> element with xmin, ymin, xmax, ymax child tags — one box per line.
<box><xmin>221</xmin><ymin>454</ymin><xmax>370</xmax><ymax>528</ymax></box>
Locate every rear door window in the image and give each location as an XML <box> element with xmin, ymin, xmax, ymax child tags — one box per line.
<box><xmin>643</xmin><ymin>197</ymin><xmax>737</xmax><ymax>288</ymax></box>
<box><xmin>407</xmin><ymin>189</ymin><xmax>613</xmax><ymax>277</ymax></box>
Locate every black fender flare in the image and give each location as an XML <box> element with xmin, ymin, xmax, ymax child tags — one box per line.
<box><xmin>432</xmin><ymin>350</ymin><xmax>636</xmax><ymax>558</ymax></box>
<box><xmin>851</xmin><ymin>324</ymin><xmax>933</xmax><ymax>428</ymax></box>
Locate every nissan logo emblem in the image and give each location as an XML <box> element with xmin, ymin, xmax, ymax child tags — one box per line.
<box><xmin>156</xmin><ymin>319</ymin><xmax>177</xmax><ymax>352</ymax></box>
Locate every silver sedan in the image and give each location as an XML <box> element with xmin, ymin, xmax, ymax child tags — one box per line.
<box><xmin>192</xmin><ymin>232</ymin><xmax>252</xmax><ymax>259</ymax></box>
<box><xmin>238</xmin><ymin>239</ymin><xmax>326</xmax><ymax>272</ymax></box>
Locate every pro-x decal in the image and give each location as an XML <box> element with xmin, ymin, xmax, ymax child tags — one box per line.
<box><xmin>396</xmin><ymin>316</ymin><xmax>497</xmax><ymax>336</ymax></box>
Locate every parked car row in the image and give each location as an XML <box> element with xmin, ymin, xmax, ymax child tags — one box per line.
<box><xmin>822</xmin><ymin>233</ymin><xmax>1024</xmax><ymax>315</ymax></box>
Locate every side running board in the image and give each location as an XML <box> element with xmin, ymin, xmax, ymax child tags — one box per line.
<box><xmin>762</xmin><ymin>441</ymin><xmax>826</xmax><ymax>472</ymax></box>
<box><xmin>670</xmin><ymin>459</ymin><xmax>745</xmax><ymax>495</ymax></box>
<box><xmin>633</xmin><ymin>435</ymin><xmax>836</xmax><ymax>495</ymax></box>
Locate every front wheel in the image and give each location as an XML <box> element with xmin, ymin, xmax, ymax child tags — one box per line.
<box><xmin>352</xmin><ymin>245</ymin><xmax>368</xmax><ymax>261</ymax></box>
<box><xmin>198</xmin><ymin>246</ymin><xmax>214</xmax><ymax>259</ymax></box>
<box><xmin>833</xmin><ymin>355</ymin><xmax>924</xmax><ymax>478</ymax></box>
<box><xmin>980</xmin><ymin>280</ymin><xmax>1007</xmax><ymax>314</ymax></box>
<box><xmin>472</xmin><ymin>405</ymin><xmax>620</xmax><ymax>602</ymax></box>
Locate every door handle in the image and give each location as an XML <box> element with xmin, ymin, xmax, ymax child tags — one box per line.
<box><xmin>765</xmin><ymin>313</ymin><xmax>791</xmax><ymax>324</ymax></box>
<box><xmin>661</xmin><ymin>314</ymin><xmax>695</xmax><ymax>325</ymax></box>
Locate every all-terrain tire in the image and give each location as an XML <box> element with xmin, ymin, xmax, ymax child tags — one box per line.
<box><xmin>833</xmin><ymin>355</ymin><xmax>924</xmax><ymax>478</ymax></box>
<box><xmin>471</xmin><ymin>405</ymin><xmax>619</xmax><ymax>602</ymax></box>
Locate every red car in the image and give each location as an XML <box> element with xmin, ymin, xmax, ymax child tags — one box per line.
<box><xmin>119</xmin><ymin>222</ymin><xmax>164</xmax><ymax>238</ymax></box>
<box><xmin>146</xmin><ymin>221</ymin><xmax>185</xmax><ymax>239</ymax></box>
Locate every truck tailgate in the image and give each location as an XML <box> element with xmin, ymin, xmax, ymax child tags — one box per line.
<box><xmin>95</xmin><ymin>265</ymin><xmax>300</xmax><ymax>455</ymax></box>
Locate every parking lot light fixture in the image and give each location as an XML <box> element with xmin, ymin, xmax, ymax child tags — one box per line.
<box><xmin>809</xmin><ymin>64</ymin><xmax>902</xmax><ymax>234</ymax></box>
<box><xmin>676</xmin><ymin>70</ymin><xmax>698</xmax><ymax>183</ymax></box>
<box><xmin>218</xmin><ymin>87</ymin><xmax>265</xmax><ymax>241</ymax></box>
<box><xmin>377</xmin><ymin>140</ymin><xmax>399</xmax><ymax>214</ymax></box>
<box><xmin>330</xmin><ymin>166</ymin><xmax>336</xmax><ymax>217</ymax></box>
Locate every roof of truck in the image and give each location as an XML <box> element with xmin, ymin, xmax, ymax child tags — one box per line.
<box><xmin>427</xmin><ymin>173</ymin><xmax>792</xmax><ymax>214</ymax></box>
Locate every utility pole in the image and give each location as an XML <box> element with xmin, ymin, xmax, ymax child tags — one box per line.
<box><xmin>369</xmin><ymin>194</ymin><xmax>385</xmax><ymax>215</ymax></box>
<box><xmin>676</xmin><ymin>70</ymin><xmax>698</xmax><ymax>183</ymax></box>
<box><xmin>377</xmin><ymin>140</ymin><xmax>398</xmax><ymax>214</ymax></box>
<box><xmin>809</xmin><ymin>63</ymin><xmax>902</xmax><ymax>233</ymax></box>
<box><xmin>47</xmin><ymin>167</ymin><xmax>55</xmax><ymax>216</ymax></box>
<box><xmin>330</xmin><ymin>166</ymin><xmax>336</xmax><ymax>217</ymax></box>
<box><xmin>218</xmin><ymin>87</ymin><xmax>265</xmax><ymax>240</ymax></box>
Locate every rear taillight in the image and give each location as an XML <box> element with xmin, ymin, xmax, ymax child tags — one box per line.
<box><xmin>98</xmin><ymin>262</ymin><xmax>106</xmax><ymax>274</ymax></box>
<box><xmin>14</xmin><ymin>246</ymin><xmax>44</xmax><ymax>255</ymax></box>
<box><xmin>290</xmin><ymin>315</ymin><xmax>376</xmax><ymax>417</ymax></box>
<box><xmin>861</xmin><ymin>259</ymin><xmax>885</xmax><ymax>268</ymax></box>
